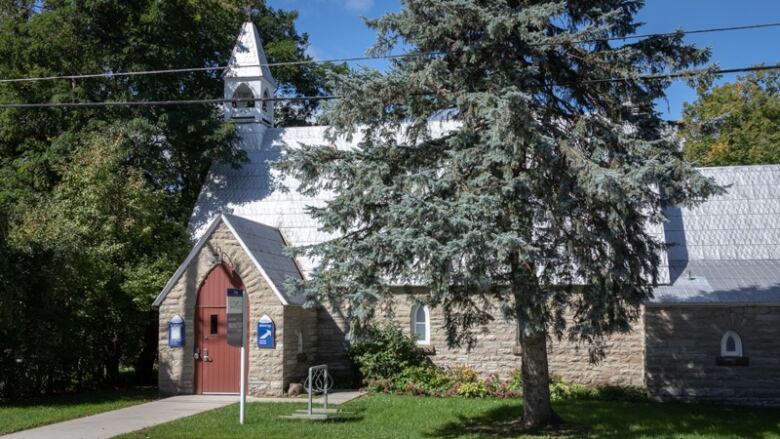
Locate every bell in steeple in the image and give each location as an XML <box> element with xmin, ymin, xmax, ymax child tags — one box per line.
<box><xmin>223</xmin><ymin>22</ymin><xmax>276</xmax><ymax>125</ymax></box>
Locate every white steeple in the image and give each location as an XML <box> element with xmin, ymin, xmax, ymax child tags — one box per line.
<box><xmin>223</xmin><ymin>22</ymin><xmax>276</xmax><ymax>125</ymax></box>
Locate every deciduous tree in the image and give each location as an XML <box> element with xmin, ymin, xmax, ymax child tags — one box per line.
<box><xmin>681</xmin><ymin>70</ymin><xmax>780</xmax><ymax>166</ymax></box>
<box><xmin>0</xmin><ymin>0</ymin><xmax>340</xmax><ymax>396</ymax></box>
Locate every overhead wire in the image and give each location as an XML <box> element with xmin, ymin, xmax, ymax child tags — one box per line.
<box><xmin>1</xmin><ymin>63</ymin><xmax>779</xmax><ymax>109</ymax></box>
<box><xmin>1</xmin><ymin>21</ymin><xmax>779</xmax><ymax>84</ymax></box>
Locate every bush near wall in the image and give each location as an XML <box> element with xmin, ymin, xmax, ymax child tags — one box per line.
<box><xmin>349</xmin><ymin>323</ymin><xmax>647</xmax><ymax>401</ymax></box>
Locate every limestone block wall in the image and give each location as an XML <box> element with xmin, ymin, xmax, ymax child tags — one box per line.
<box><xmin>314</xmin><ymin>301</ymin><xmax>354</xmax><ymax>385</ymax></box>
<box><xmin>385</xmin><ymin>294</ymin><xmax>645</xmax><ymax>386</ymax></box>
<box><xmin>158</xmin><ymin>221</ymin><xmax>286</xmax><ymax>396</ymax></box>
<box><xmin>645</xmin><ymin>305</ymin><xmax>780</xmax><ymax>406</ymax></box>
<box><xmin>547</xmin><ymin>309</ymin><xmax>645</xmax><ymax>386</ymax></box>
<box><xmin>282</xmin><ymin>305</ymin><xmax>319</xmax><ymax>389</ymax></box>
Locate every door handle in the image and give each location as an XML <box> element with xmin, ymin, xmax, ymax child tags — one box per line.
<box><xmin>194</xmin><ymin>348</ymin><xmax>200</xmax><ymax>360</ymax></box>
<box><xmin>203</xmin><ymin>348</ymin><xmax>211</xmax><ymax>362</ymax></box>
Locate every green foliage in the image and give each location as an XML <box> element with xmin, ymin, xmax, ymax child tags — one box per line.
<box><xmin>395</xmin><ymin>366</ymin><xmax>451</xmax><ymax>396</ymax></box>
<box><xmin>0</xmin><ymin>0</ymin><xmax>335</xmax><ymax>398</ymax></box>
<box><xmin>455</xmin><ymin>381</ymin><xmax>489</xmax><ymax>398</ymax></box>
<box><xmin>680</xmin><ymin>71</ymin><xmax>780</xmax><ymax>166</ymax></box>
<box><xmin>549</xmin><ymin>378</ymin><xmax>597</xmax><ymax>402</ymax></box>
<box><xmin>450</xmin><ymin>365</ymin><xmax>480</xmax><ymax>384</ymax></box>
<box><xmin>548</xmin><ymin>375</ymin><xmax>648</xmax><ymax>402</ymax></box>
<box><xmin>348</xmin><ymin>323</ymin><xmax>429</xmax><ymax>381</ymax></box>
<box><xmin>280</xmin><ymin>0</ymin><xmax>719</xmax><ymax>421</ymax></box>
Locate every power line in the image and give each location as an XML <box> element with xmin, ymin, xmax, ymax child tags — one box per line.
<box><xmin>2</xmin><ymin>63</ymin><xmax>778</xmax><ymax>109</ymax></box>
<box><xmin>0</xmin><ymin>96</ymin><xmax>336</xmax><ymax>109</ymax></box>
<box><xmin>575</xmin><ymin>21</ymin><xmax>780</xmax><ymax>44</ymax></box>
<box><xmin>1</xmin><ymin>21</ymin><xmax>780</xmax><ymax>84</ymax></box>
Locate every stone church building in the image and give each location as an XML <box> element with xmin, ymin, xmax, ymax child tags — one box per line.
<box><xmin>154</xmin><ymin>22</ymin><xmax>780</xmax><ymax>405</ymax></box>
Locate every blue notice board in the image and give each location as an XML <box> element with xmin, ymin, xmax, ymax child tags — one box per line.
<box><xmin>257</xmin><ymin>315</ymin><xmax>275</xmax><ymax>349</ymax></box>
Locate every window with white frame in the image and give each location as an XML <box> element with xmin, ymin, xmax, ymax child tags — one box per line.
<box><xmin>720</xmin><ymin>330</ymin><xmax>743</xmax><ymax>357</ymax></box>
<box><xmin>412</xmin><ymin>304</ymin><xmax>430</xmax><ymax>345</ymax></box>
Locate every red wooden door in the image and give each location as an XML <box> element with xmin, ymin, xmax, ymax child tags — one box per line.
<box><xmin>195</xmin><ymin>264</ymin><xmax>243</xmax><ymax>394</ymax></box>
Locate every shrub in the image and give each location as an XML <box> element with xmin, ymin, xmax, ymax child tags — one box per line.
<box><xmin>347</xmin><ymin>323</ymin><xmax>429</xmax><ymax>381</ymax></box>
<box><xmin>509</xmin><ymin>368</ymin><xmax>522</xmax><ymax>392</ymax></box>
<box><xmin>548</xmin><ymin>374</ymin><xmax>597</xmax><ymax>401</ymax></box>
<box><xmin>456</xmin><ymin>381</ymin><xmax>489</xmax><ymax>398</ymax></box>
<box><xmin>396</xmin><ymin>366</ymin><xmax>451</xmax><ymax>396</ymax></box>
<box><xmin>450</xmin><ymin>365</ymin><xmax>480</xmax><ymax>384</ymax></box>
<box><xmin>350</xmin><ymin>323</ymin><xmax>642</xmax><ymax>402</ymax></box>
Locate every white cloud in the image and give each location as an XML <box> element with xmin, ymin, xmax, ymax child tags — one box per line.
<box><xmin>343</xmin><ymin>0</ymin><xmax>373</xmax><ymax>13</ymax></box>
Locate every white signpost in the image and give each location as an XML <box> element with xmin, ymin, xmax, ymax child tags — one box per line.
<box><xmin>226</xmin><ymin>288</ymin><xmax>246</xmax><ymax>425</ymax></box>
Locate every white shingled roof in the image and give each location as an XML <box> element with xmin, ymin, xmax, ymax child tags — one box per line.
<box><xmin>153</xmin><ymin>213</ymin><xmax>304</xmax><ymax>307</ymax></box>
<box><xmin>189</xmin><ymin>122</ymin><xmax>780</xmax><ymax>304</ymax></box>
<box><xmin>190</xmin><ymin>121</ymin><xmax>459</xmax><ymax>274</ymax></box>
<box><xmin>655</xmin><ymin>165</ymin><xmax>780</xmax><ymax>303</ymax></box>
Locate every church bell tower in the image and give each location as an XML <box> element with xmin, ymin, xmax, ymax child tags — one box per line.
<box><xmin>223</xmin><ymin>22</ymin><xmax>276</xmax><ymax>125</ymax></box>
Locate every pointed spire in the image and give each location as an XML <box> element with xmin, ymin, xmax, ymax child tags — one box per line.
<box><xmin>224</xmin><ymin>22</ymin><xmax>276</xmax><ymax>86</ymax></box>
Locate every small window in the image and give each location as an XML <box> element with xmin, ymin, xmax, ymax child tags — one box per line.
<box><xmin>412</xmin><ymin>304</ymin><xmax>430</xmax><ymax>345</ymax></box>
<box><xmin>297</xmin><ymin>329</ymin><xmax>304</xmax><ymax>354</ymax></box>
<box><xmin>210</xmin><ymin>314</ymin><xmax>219</xmax><ymax>335</ymax></box>
<box><xmin>721</xmin><ymin>330</ymin><xmax>743</xmax><ymax>357</ymax></box>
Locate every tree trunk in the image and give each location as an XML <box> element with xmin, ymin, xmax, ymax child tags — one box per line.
<box><xmin>520</xmin><ymin>330</ymin><xmax>555</xmax><ymax>428</ymax></box>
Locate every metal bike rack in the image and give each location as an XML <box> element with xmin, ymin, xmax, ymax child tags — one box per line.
<box><xmin>282</xmin><ymin>364</ymin><xmax>340</xmax><ymax>420</ymax></box>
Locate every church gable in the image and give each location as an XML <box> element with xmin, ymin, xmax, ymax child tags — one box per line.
<box><xmin>154</xmin><ymin>214</ymin><xmax>303</xmax><ymax>308</ymax></box>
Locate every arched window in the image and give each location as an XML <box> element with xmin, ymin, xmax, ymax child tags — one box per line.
<box><xmin>411</xmin><ymin>304</ymin><xmax>430</xmax><ymax>345</ymax></box>
<box><xmin>297</xmin><ymin>329</ymin><xmax>304</xmax><ymax>354</ymax></box>
<box><xmin>232</xmin><ymin>83</ymin><xmax>255</xmax><ymax>108</ymax></box>
<box><xmin>721</xmin><ymin>330</ymin><xmax>743</xmax><ymax>357</ymax></box>
<box><xmin>262</xmin><ymin>90</ymin><xmax>270</xmax><ymax>112</ymax></box>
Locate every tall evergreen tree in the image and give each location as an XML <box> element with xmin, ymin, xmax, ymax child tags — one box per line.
<box><xmin>281</xmin><ymin>0</ymin><xmax>720</xmax><ymax>427</ymax></box>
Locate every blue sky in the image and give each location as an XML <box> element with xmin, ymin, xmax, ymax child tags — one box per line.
<box><xmin>268</xmin><ymin>0</ymin><xmax>780</xmax><ymax>120</ymax></box>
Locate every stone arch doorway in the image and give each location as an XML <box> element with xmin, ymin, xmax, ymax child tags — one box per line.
<box><xmin>194</xmin><ymin>263</ymin><xmax>246</xmax><ymax>394</ymax></box>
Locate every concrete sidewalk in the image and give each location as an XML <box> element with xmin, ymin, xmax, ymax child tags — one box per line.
<box><xmin>2</xmin><ymin>391</ymin><xmax>364</xmax><ymax>439</ymax></box>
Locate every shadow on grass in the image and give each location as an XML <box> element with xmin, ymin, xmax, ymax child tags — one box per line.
<box><xmin>428</xmin><ymin>400</ymin><xmax>780</xmax><ymax>439</ymax></box>
<box><xmin>2</xmin><ymin>387</ymin><xmax>157</xmax><ymax>409</ymax></box>
<box><xmin>278</xmin><ymin>405</ymin><xmax>367</xmax><ymax>424</ymax></box>
<box><xmin>428</xmin><ymin>404</ymin><xmax>587</xmax><ymax>439</ymax></box>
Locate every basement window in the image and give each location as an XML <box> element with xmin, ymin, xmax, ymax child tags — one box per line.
<box><xmin>720</xmin><ymin>330</ymin><xmax>743</xmax><ymax>357</ymax></box>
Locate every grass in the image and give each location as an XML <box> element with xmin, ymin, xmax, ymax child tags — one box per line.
<box><xmin>119</xmin><ymin>393</ymin><xmax>780</xmax><ymax>439</ymax></box>
<box><xmin>0</xmin><ymin>388</ymin><xmax>157</xmax><ymax>435</ymax></box>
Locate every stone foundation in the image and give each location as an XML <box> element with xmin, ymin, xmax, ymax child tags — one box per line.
<box><xmin>645</xmin><ymin>304</ymin><xmax>780</xmax><ymax>406</ymax></box>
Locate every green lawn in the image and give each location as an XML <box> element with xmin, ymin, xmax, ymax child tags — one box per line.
<box><xmin>0</xmin><ymin>388</ymin><xmax>157</xmax><ymax>435</ymax></box>
<box><xmin>119</xmin><ymin>393</ymin><xmax>780</xmax><ymax>439</ymax></box>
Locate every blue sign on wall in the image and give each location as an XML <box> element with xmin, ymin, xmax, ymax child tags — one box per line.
<box><xmin>257</xmin><ymin>315</ymin><xmax>275</xmax><ymax>349</ymax></box>
<box><xmin>168</xmin><ymin>315</ymin><xmax>184</xmax><ymax>348</ymax></box>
